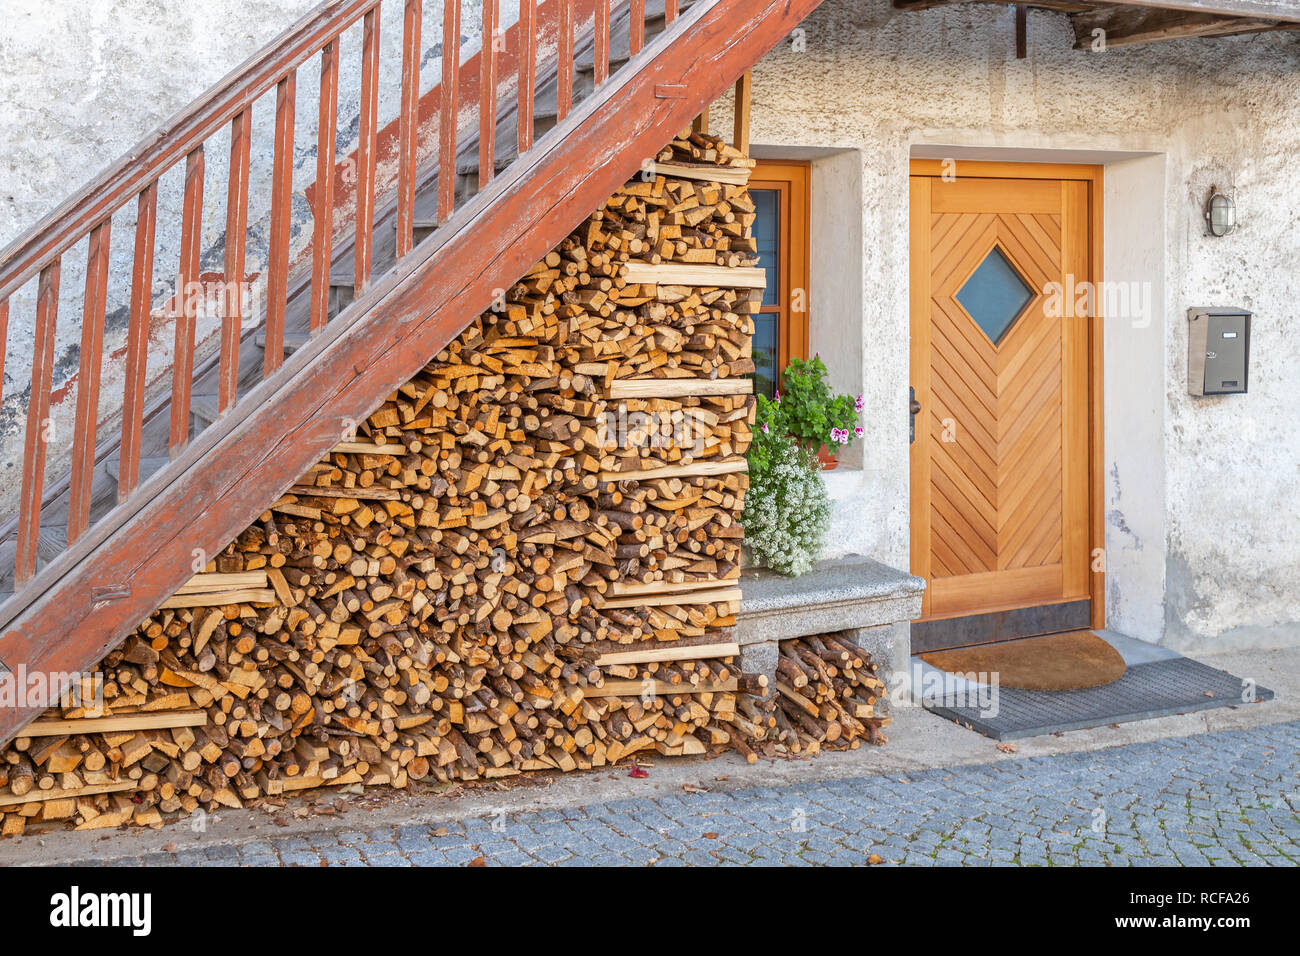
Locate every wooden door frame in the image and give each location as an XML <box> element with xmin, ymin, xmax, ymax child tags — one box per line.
<box><xmin>908</xmin><ymin>158</ymin><xmax>1106</xmax><ymax>631</ymax></box>
<box><xmin>749</xmin><ymin>160</ymin><xmax>811</xmax><ymax>372</ymax></box>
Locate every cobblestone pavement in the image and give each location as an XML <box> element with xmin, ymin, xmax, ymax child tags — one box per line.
<box><xmin>59</xmin><ymin>721</ymin><xmax>1300</xmax><ymax>867</ymax></box>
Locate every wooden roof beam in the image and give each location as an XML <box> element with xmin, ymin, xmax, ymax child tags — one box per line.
<box><xmin>893</xmin><ymin>0</ymin><xmax>1300</xmax><ymax>23</ymax></box>
<box><xmin>1071</xmin><ymin>6</ymin><xmax>1296</xmax><ymax>46</ymax></box>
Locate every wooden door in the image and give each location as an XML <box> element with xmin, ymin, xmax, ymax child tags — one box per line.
<box><xmin>909</xmin><ymin>166</ymin><xmax>1098</xmax><ymax>626</ymax></box>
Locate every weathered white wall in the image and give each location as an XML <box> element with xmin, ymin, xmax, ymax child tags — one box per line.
<box><xmin>711</xmin><ymin>0</ymin><xmax>1300</xmax><ymax>650</ymax></box>
<box><xmin>0</xmin><ymin>0</ymin><xmax>506</xmax><ymax>514</ymax></box>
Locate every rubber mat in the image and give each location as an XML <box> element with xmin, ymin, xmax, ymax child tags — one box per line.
<box><xmin>921</xmin><ymin>630</ymin><xmax>1126</xmax><ymax>691</ymax></box>
<box><xmin>922</xmin><ymin>656</ymin><xmax>1274</xmax><ymax>740</ymax></box>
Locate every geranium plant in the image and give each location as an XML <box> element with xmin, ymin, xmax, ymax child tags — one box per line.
<box><xmin>770</xmin><ymin>355</ymin><xmax>863</xmax><ymax>456</ymax></box>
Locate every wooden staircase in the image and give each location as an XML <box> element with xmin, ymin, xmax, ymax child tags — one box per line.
<box><xmin>0</xmin><ymin>0</ymin><xmax>822</xmax><ymax>746</ymax></box>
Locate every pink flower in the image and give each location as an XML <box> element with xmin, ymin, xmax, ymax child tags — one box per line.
<box><xmin>774</xmin><ymin>390</ymin><xmax>781</xmax><ymax>403</ymax></box>
<box><xmin>855</xmin><ymin>393</ymin><xmax>864</xmax><ymax>412</ymax></box>
<box><xmin>854</xmin><ymin>426</ymin><xmax>864</xmax><ymax>438</ymax></box>
<box><xmin>830</xmin><ymin>428</ymin><xmax>844</xmax><ymax>443</ymax></box>
<box><xmin>761</xmin><ymin>422</ymin><xmax>770</xmax><ymax>434</ymax></box>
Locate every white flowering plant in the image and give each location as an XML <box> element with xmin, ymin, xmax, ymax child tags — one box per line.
<box><xmin>742</xmin><ymin>400</ymin><xmax>830</xmax><ymax>576</ymax></box>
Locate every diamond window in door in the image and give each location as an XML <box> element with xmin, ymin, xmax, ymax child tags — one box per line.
<box><xmin>955</xmin><ymin>245</ymin><xmax>1035</xmax><ymax>345</ymax></box>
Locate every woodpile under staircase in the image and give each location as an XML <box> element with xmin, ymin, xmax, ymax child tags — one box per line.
<box><xmin>0</xmin><ymin>0</ymin><xmax>825</xmax><ymax>754</ymax></box>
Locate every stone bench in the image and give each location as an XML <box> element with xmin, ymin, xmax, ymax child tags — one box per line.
<box><xmin>735</xmin><ymin>555</ymin><xmax>925</xmax><ymax>712</ymax></box>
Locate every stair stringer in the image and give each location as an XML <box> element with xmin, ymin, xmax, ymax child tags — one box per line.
<box><xmin>0</xmin><ymin>0</ymin><xmax>825</xmax><ymax>747</ymax></box>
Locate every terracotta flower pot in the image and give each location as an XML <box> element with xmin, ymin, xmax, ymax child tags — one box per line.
<box><xmin>815</xmin><ymin>444</ymin><xmax>839</xmax><ymax>471</ymax></box>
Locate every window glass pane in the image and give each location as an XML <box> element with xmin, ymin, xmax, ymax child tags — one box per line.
<box><xmin>752</xmin><ymin>189</ymin><xmax>780</xmax><ymax>308</ymax></box>
<box><xmin>752</xmin><ymin>313</ymin><xmax>779</xmax><ymax>400</ymax></box>
<box><xmin>955</xmin><ymin>245</ymin><xmax>1035</xmax><ymax>345</ymax></box>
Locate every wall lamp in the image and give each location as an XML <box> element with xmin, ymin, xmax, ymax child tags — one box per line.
<box><xmin>1204</xmin><ymin>185</ymin><xmax>1237</xmax><ymax>237</ymax></box>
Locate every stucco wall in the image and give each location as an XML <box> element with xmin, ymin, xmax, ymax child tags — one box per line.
<box><xmin>711</xmin><ymin>0</ymin><xmax>1300</xmax><ymax>650</ymax></box>
<box><xmin>0</xmin><ymin>0</ymin><xmax>505</xmax><ymax>514</ymax></box>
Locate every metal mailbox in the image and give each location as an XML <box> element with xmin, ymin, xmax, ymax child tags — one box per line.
<box><xmin>1188</xmin><ymin>308</ymin><xmax>1251</xmax><ymax>396</ymax></box>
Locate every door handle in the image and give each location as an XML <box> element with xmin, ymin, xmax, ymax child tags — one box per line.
<box><xmin>909</xmin><ymin>387</ymin><xmax>921</xmax><ymax>444</ymax></box>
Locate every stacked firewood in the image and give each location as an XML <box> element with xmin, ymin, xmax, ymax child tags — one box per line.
<box><xmin>726</xmin><ymin>636</ymin><xmax>890</xmax><ymax>761</ymax></box>
<box><xmin>0</xmin><ymin>131</ymin><xmax>765</xmax><ymax>835</ymax></box>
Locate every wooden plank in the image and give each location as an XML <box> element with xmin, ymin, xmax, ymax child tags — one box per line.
<box><xmin>396</xmin><ymin>0</ymin><xmax>421</xmax><ymax>259</ymax></box>
<box><xmin>599</xmin><ymin>459</ymin><xmax>748</xmax><ymax>482</ymax></box>
<box><xmin>0</xmin><ymin>0</ymin><xmax>826</xmax><ymax>749</ymax></box>
<box><xmin>18</xmin><ymin>712</ymin><xmax>208</xmax><ymax>738</ymax></box>
<box><xmin>175</xmin><ymin>571</ymin><xmax>268</xmax><ymax>594</ymax></box>
<box><xmin>288</xmin><ymin>483</ymin><xmax>400</xmax><ymax>500</ymax></box>
<box><xmin>15</xmin><ymin>259</ymin><xmax>60</xmax><ymax>586</ymax></box>
<box><xmin>311</xmin><ymin>42</ymin><xmax>339</xmax><ymax>333</ymax></box>
<box><xmin>621</xmin><ymin>262</ymin><xmax>765</xmax><ymax>288</ymax></box>
<box><xmin>67</xmin><ymin>220</ymin><xmax>111</xmax><ymax>545</ymax></box>
<box><xmin>585</xmin><ymin>678</ymin><xmax>738</xmax><ymax>698</ymax></box>
<box><xmin>222</xmin><ymin>107</ymin><xmax>252</xmax><ymax>409</ymax></box>
<box><xmin>608</xmin><ymin>377</ymin><xmax>752</xmax><ymax>399</ymax></box>
<box><xmin>518</xmin><ymin>0</ymin><xmax>536</xmax><ymax>154</ymax></box>
<box><xmin>666</xmin><ymin>0</ymin><xmax>679</xmax><ymax>22</ymax></box>
<box><xmin>600</xmin><ymin>587</ymin><xmax>742</xmax><ymax>609</ymax></box>
<box><xmin>609</xmin><ymin>577</ymin><xmax>740</xmax><ymax>596</ymax></box>
<box><xmin>438</xmin><ymin>0</ymin><xmax>462</xmax><ymax>223</ymax></box>
<box><xmin>119</xmin><ymin>183</ymin><xmax>156</xmax><ymax>501</ymax></box>
<box><xmin>0</xmin><ymin>0</ymin><xmax>376</xmax><ymax>306</ymax></box>
<box><xmin>160</xmin><ymin>588</ymin><xmax>278</xmax><ymax>609</ymax></box>
<box><xmin>0</xmin><ymin>780</ymin><xmax>136</xmax><ymax>809</ymax></box>
<box><xmin>265</xmin><ymin>72</ymin><xmax>296</xmax><ymax>375</ymax></box>
<box><xmin>594</xmin><ymin>641</ymin><xmax>741</xmax><ymax>666</ymax></box>
<box><xmin>479</xmin><ymin>0</ymin><xmax>499</xmax><ymax>187</ymax></box>
<box><xmin>557</xmin><ymin>0</ymin><xmax>574</xmax><ymax>121</ymax></box>
<box><xmin>170</xmin><ymin>145</ymin><xmax>205</xmax><ymax>456</ymax></box>
<box><xmin>332</xmin><ymin>440</ymin><xmax>400</xmax><ymax>454</ymax></box>
<box><xmin>646</xmin><ymin>160</ymin><xmax>750</xmax><ymax>185</ymax></box>
<box><xmin>355</xmin><ymin>6</ymin><xmax>380</xmax><ymax>291</ymax></box>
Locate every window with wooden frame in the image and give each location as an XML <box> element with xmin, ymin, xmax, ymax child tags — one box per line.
<box><xmin>748</xmin><ymin>160</ymin><xmax>810</xmax><ymax>399</ymax></box>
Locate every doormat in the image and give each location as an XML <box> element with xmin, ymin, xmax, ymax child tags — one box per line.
<box><xmin>922</xmin><ymin>656</ymin><xmax>1274</xmax><ymax>741</ymax></box>
<box><xmin>921</xmin><ymin>630</ymin><xmax>1126</xmax><ymax>691</ymax></box>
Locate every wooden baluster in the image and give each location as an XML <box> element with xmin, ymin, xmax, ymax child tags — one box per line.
<box><xmin>396</xmin><ymin>0</ymin><xmax>422</xmax><ymax>258</ymax></box>
<box><xmin>594</xmin><ymin>0</ymin><xmax>610</xmax><ymax>86</ymax></box>
<box><xmin>518</xmin><ymin>0</ymin><xmax>535</xmax><ymax>154</ymax></box>
<box><xmin>438</xmin><ymin>0</ymin><xmax>462</xmax><ymax>224</ymax></box>
<box><xmin>310</xmin><ymin>41</ymin><xmax>338</xmax><ymax>334</ymax></box>
<box><xmin>222</xmin><ymin>107</ymin><xmax>251</xmax><ymax>411</ymax></box>
<box><xmin>119</xmin><ymin>182</ymin><xmax>157</xmax><ymax>501</ymax></box>
<box><xmin>169</xmin><ymin>145</ymin><xmax>204</xmax><ymax>456</ymax></box>
<box><xmin>630</xmin><ymin>0</ymin><xmax>645</xmax><ymax>55</ymax></box>
<box><xmin>557</xmin><ymin>0</ymin><xmax>574</xmax><ymax>122</ymax></box>
<box><xmin>355</xmin><ymin>5</ymin><xmax>380</xmax><ymax>291</ymax></box>
<box><xmin>665</xmin><ymin>0</ymin><xmax>679</xmax><ymax>24</ymax></box>
<box><xmin>733</xmin><ymin>70</ymin><xmax>752</xmax><ymax>156</ymax></box>
<box><xmin>67</xmin><ymin>220</ymin><xmax>111</xmax><ymax>545</ymax></box>
<box><xmin>479</xmin><ymin>0</ymin><xmax>498</xmax><ymax>187</ymax></box>
<box><xmin>15</xmin><ymin>259</ymin><xmax>61</xmax><ymax>586</ymax></box>
<box><xmin>265</xmin><ymin>71</ymin><xmax>296</xmax><ymax>376</ymax></box>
